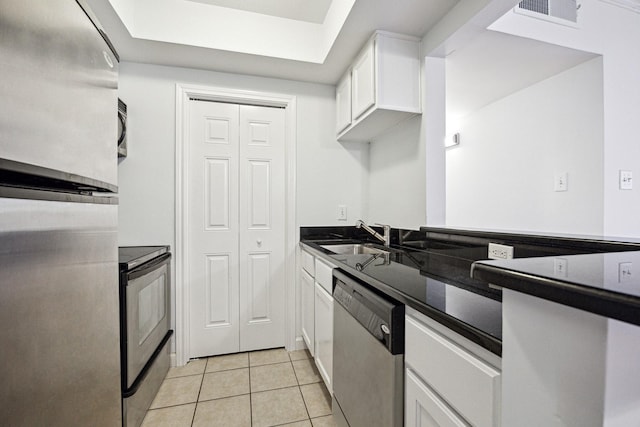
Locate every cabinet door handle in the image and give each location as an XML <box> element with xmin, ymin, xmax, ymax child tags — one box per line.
<box><xmin>257</xmin><ymin>239</ymin><xmax>262</xmax><ymax>247</ymax></box>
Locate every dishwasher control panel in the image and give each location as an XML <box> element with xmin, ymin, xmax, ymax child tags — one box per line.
<box><xmin>333</xmin><ymin>270</ymin><xmax>405</xmax><ymax>354</ymax></box>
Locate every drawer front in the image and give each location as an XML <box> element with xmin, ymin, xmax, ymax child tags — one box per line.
<box><xmin>314</xmin><ymin>258</ymin><xmax>334</xmax><ymax>294</ymax></box>
<box><xmin>406</xmin><ymin>368</ymin><xmax>469</xmax><ymax>427</ymax></box>
<box><xmin>301</xmin><ymin>249</ymin><xmax>315</xmax><ymax>277</ymax></box>
<box><xmin>406</xmin><ymin>315</ymin><xmax>501</xmax><ymax>427</ymax></box>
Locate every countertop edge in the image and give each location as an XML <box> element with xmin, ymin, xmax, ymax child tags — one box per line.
<box><xmin>471</xmin><ymin>261</ymin><xmax>640</xmax><ymax>327</ymax></box>
<box><xmin>420</xmin><ymin>226</ymin><xmax>640</xmax><ymax>251</ymax></box>
<box><xmin>301</xmin><ymin>241</ymin><xmax>503</xmax><ymax>356</ymax></box>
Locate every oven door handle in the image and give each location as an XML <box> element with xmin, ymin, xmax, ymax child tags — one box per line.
<box><xmin>127</xmin><ymin>252</ymin><xmax>171</xmax><ymax>281</ymax></box>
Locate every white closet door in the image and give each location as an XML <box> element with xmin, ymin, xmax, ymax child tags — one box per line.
<box><xmin>238</xmin><ymin>105</ymin><xmax>286</xmax><ymax>351</ymax></box>
<box><xmin>188</xmin><ymin>101</ymin><xmax>286</xmax><ymax>358</ymax></box>
<box><xmin>188</xmin><ymin>100</ymin><xmax>240</xmax><ymax>357</ymax></box>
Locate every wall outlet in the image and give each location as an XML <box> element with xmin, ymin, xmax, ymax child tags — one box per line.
<box><xmin>488</xmin><ymin>243</ymin><xmax>514</xmax><ymax>260</ymax></box>
<box><xmin>619</xmin><ymin>262</ymin><xmax>632</xmax><ymax>283</ymax></box>
<box><xmin>337</xmin><ymin>205</ymin><xmax>347</xmax><ymax>221</ymax></box>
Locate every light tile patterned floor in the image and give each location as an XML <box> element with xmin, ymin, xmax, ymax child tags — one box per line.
<box><xmin>142</xmin><ymin>348</ymin><xmax>337</xmax><ymax>427</ymax></box>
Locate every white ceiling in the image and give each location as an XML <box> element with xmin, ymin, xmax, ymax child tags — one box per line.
<box><xmin>446</xmin><ymin>29</ymin><xmax>598</xmax><ymax>121</ymax></box>
<box><xmin>86</xmin><ymin>0</ymin><xmax>460</xmax><ymax>84</ymax></box>
<box><xmin>87</xmin><ymin>0</ymin><xmax>601</xmax><ymax>115</ymax></box>
<box><xmin>185</xmin><ymin>0</ymin><xmax>333</xmax><ymax>24</ymax></box>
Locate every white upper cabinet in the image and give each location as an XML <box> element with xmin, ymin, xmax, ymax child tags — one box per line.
<box><xmin>336</xmin><ymin>31</ymin><xmax>421</xmax><ymax>143</ymax></box>
<box><xmin>335</xmin><ymin>72</ymin><xmax>352</xmax><ymax>134</ymax></box>
<box><xmin>351</xmin><ymin>42</ymin><xmax>376</xmax><ymax>121</ymax></box>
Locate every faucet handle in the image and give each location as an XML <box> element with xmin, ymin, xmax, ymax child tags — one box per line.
<box><xmin>374</xmin><ymin>223</ymin><xmax>391</xmax><ymax>247</ymax></box>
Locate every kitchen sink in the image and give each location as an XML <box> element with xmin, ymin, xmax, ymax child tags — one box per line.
<box><xmin>320</xmin><ymin>243</ymin><xmax>390</xmax><ymax>255</ymax></box>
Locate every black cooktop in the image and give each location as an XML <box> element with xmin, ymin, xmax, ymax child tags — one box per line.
<box><xmin>119</xmin><ymin>246</ymin><xmax>170</xmax><ymax>271</ymax></box>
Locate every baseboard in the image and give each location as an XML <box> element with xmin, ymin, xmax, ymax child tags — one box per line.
<box><xmin>294</xmin><ymin>335</ymin><xmax>308</xmax><ymax>351</ymax></box>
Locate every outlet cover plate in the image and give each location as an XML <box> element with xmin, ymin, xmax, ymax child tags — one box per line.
<box><xmin>337</xmin><ymin>205</ymin><xmax>347</xmax><ymax>221</ymax></box>
<box><xmin>619</xmin><ymin>262</ymin><xmax>633</xmax><ymax>283</ymax></box>
<box><xmin>554</xmin><ymin>172</ymin><xmax>568</xmax><ymax>192</ymax></box>
<box><xmin>620</xmin><ymin>170</ymin><xmax>633</xmax><ymax>190</ymax></box>
<box><xmin>488</xmin><ymin>243</ymin><xmax>514</xmax><ymax>260</ymax></box>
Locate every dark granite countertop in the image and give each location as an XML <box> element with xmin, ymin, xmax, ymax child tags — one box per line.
<box><xmin>472</xmin><ymin>251</ymin><xmax>640</xmax><ymax>326</ymax></box>
<box><xmin>300</xmin><ymin>229</ymin><xmax>503</xmax><ymax>356</ymax></box>
<box><xmin>301</xmin><ymin>226</ymin><xmax>640</xmax><ymax>356</ymax></box>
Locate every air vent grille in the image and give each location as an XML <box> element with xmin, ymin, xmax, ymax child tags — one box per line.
<box><xmin>518</xmin><ymin>0</ymin><xmax>578</xmax><ymax>22</ymax></box>
<box><xmin>519</xmin><ymin>0</ymin><xmax>549</xmax><ymax>14</ymax></box>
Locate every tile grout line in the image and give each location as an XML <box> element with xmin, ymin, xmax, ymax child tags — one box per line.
<box><xmin>250</xmin><ymin>383</ymin><xmax>308</xmax><ymax>396</ymax></box>
<box><xmin>248</xmin><ymin>353</ymin><xmax>254</xmax><ymax>427</ymax></box>
<box><xmin>189</xmin><ymin>361</ymin><xmax>207</xmax><ymax>426</ymax></box>
<box><xmin>250</xmin><ymin>359</ymin><xmax>296</xmax><ymax>368</ymax></box>
<box><xmin>291</xmin><ymin>355</ymin><xmax>314</xmax><ymax>424</ymax></box>
<box><xmin>148</xmin><ymin>350</ymin><xmax>320</xmax><ymax>426</ymax></box>
<box><xmin>196</xmin><ymin>391</ymin><xmax>251</xmax><ymax>404</ymax></box>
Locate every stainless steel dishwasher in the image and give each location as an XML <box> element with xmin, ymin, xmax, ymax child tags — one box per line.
<box><xmin>332</xmin><ymin>269</ymin><xmax>405</xmax><ymax>427</ymax></box>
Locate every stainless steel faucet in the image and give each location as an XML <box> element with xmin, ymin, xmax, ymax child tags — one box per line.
<box><xmin>355</xmin><ymin>219</ymin><xmax>391</xmax><ymax>247</ymax></box>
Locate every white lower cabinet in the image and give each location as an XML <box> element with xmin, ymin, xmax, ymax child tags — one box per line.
<box><xmin>405</xmin><ymin>307</ymin><xmax>502</xmax><ymax>427</ymax></box>
<box><xmin>300</xmin><ymin>269</ymin><xmax>315</xmax><ymax>355</ymax></box>
<box><xmin>406</xmin><ymin>369</ymin><xmax>469</xmax><ymax>427</ymax></box>
<box><xmin>299</xmin><ymin>246</ymin><xmax>334</xmax><ymax>392</ymax></box>
<box><xmin>314</xmin><ymin>282</ymin><xmax>333</xmax><ymax>393</ymax></box>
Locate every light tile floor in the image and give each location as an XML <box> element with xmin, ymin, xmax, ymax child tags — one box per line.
<box><xmin>142</xmin><ymin>348</ymin><xmax>337</xmax><ymax>427</ymax></box>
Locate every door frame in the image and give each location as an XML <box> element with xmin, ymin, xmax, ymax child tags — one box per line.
<box><xmin>175</xmin><ymin>84</ymin><xmax>297</xmax><ymax>366</ymax></box>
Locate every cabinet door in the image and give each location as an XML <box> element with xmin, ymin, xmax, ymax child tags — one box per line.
<box><xmin>301</xmin><ymin>269</ymin><xmax>315</xmax><ymax>355</ymax></box>
<box><xmin>336</xmin><ymin>71</ymin><xmax>352</xmax><ymax>133</ymax></box>
<box><xmin>406</xmin><ymin>314</ymin><xmax>501</xmax><ymax>427</ymax></box>
<box><xmin>301</xmin><ymin>249</ymin><xmax>315</xmax><ymax>277</ymax></box>
<box><xmin>351</xmin><ymin>40</ymin><xmax>376</xmax><ymax>120</ymax></box>
<box><xmin>406</xmin><ymin>369</ymin><xmax>469</xmax><ymax>427</ymax></box>
<box><xmin>314</xmin><ymin>283</ymin><xmax>333</xmax><ymax>393</ymax></box>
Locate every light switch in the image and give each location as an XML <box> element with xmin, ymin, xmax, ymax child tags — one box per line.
<box><xmin>554</xmin><ymin>258</ymin><xmax>568</xmax><ymax>277</ymax></box>
<box><xmin>554</xmin><ymin>172</ymin><xmax>568</xmax><ymax>192</ymax></box>
<box><xmin>337</xmin><ymin>205</ymin><xmax>347</xmax><ymax>221</ymax></box>
<box><xmin>620</xmin><ymin>170</ymin><xmax>633</xmax><ymax>190</ymax></box>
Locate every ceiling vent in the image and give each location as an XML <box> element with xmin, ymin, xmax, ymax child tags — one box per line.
<box><xmin>517</xmin><ymin>0</ymin><xmax>578</xmax><ymax>23</ymax></box>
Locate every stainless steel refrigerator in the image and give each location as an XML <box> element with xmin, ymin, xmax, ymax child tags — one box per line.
<box><xmin>0</xmin><ymin>0</ymin><xmax>121</xmax><ymax>425</ymax></box>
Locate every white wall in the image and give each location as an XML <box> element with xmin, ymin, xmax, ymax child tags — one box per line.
<box><xmin>366</xmin><ymin>115</ymin><xmax>425</xmax><ymax>229</ymax></box>
<box><xmin>446</xmin><ymin>57</ymin><xmax>604</xmax><ymax>234</ymax></box>
<box><xmin>490</xmin><ymin>1</ymin><xmax>640</xmax><ymax>237</ymax></box>
<box><xmin>117</xmin><ymin>61</ymin><xmax>367</xmax><ymax>249</ymax></box>
<box><xmin>365</xmin><ymin>57</ymin><xmax>447</xmax><ymax>230</ymax></box>
<box><xmin>117</xmin><ymin>62</ymin><xmax>368</xmax><ymax>350</ymax></box>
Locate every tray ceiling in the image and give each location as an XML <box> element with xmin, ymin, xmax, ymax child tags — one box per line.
<box><xmin>86</xmin><ymin>0</ymin><xmax>461</xmax><ymax>84</ymax></box>
<box><xmin>185</xmin><ymin>0</ymin><xmax>333</xmax><ymax>24</ymax></box>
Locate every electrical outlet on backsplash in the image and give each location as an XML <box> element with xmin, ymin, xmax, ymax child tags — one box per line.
<box><xmin>488</xmin><ymin>243</ymin><xmax>514</xmax><ymax>260</ymax></box>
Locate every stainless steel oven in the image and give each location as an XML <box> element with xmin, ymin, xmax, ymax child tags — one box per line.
<box><xmin>119</xmin><ymin>246</ymin><xmax>172</xmax><ymax>427</ymax></box>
